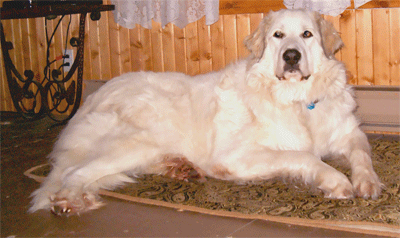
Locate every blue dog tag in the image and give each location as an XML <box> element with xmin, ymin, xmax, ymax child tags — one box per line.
<box><xmin>307</xmin><ymin>102</ymin><xmax>315</xmax><ymax>110</ymax></box>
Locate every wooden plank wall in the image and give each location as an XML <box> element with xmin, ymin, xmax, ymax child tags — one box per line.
<box><xmin>1</xmin><ymin>3</ymin><xmax>399</xmax><ymax>111</ymax></box>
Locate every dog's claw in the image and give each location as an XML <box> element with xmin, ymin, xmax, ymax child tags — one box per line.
<box><xmin>51</xmin><ymin>204</ymin><xmax>71</xmax><ymax>216</ymax></box>
<box><xmin>51</xmin><ymin>205</ymin><xmax>66</xmax><ymax>216</ymax></box>
<box><xmin>49</xmin><ymin>192</ymin><xmax>103</xmax><ymax>216</ymax></box>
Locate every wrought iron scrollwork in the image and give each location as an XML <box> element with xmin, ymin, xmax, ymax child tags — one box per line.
<box><xmin>43</xmin><ymin>13</ymin><xmax>86</xmax><ymax>122</ymax></box>
<box><xmin>1</xmin><ymin>13</ymin><xmax>87</xmax><ymax>122</ymax></box>
<box><xmin>1</xmin><ymin>24</ymin><xmax>46</xmax><ymax>120</ymax></box>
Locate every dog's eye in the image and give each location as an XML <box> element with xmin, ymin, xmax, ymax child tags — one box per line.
<box><xmin>273</xmin><ymin>31</ymin><xmax>284</xmax><ymax>39</ymax></box>
<box><xmin>302</xmin><ymin>30</ymin><xmax>313</xmax><ymax>38</ymax></box>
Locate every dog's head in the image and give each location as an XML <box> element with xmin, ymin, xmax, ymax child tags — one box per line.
<box><xmin>245</xmin><ymin>9</ymin><xmax>343</xmax><ymax>82</ymax></box>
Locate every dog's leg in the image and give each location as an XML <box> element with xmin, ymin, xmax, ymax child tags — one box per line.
<box><xmin>31</xmin><ymin>135</ymin><xmax>162</xmax><ymax>216</ymax></box>
<box><xmin>338</xmin><ymin>129</ymin><xmax>383</xmax><ymax>199</ymax></box>
<box><xmin>53</xmin><ymin>143</ymin><xmax>160</xmax><ymax>216</ymax></box>
<box><xmin>29</xmin><ymin>166</ymin><xmax>65</xmax><ymax>213</ymax></box>
<box><xmin>218</xmin><ymin>150</ymin><xmax>354</xmax><ymax>199</ymax></box>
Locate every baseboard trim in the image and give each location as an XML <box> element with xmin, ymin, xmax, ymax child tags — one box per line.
<box><xmin>354</xmin><ymin>86</ymin><xmax>400</xmax><ymax>133</ymax></box>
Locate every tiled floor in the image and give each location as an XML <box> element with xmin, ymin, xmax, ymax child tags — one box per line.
<box><xmin>1</xmin><ymin>113</ymin><xmax>393</xmax><ymax>237</ymax></box>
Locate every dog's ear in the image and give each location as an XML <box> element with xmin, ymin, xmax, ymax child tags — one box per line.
<box><xmin>314</xmin><ymin>12</ymin><xmax>344</xmax><ymax>58</ymax></box>
<box><xmin>244</xmin><ymin>12</ymin><xmax>275</xmax><ymax>60</ymax></box>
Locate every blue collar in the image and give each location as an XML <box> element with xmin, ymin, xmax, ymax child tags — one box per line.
<box><xmin>307</xmin><ymin>100</ymin><xmax>319</xmax><ymax>110</ymax></box>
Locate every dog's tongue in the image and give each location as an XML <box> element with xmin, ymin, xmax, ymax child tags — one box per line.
<box><xmin>283</xmin><ymin>71</ymin><xmax>303</xmax><ymax>82</ymax></box>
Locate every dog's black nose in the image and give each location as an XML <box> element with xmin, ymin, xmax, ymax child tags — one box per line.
<box><xmin>283</xmin><ymin>49</ymin><xmax>301</xmax><ymax>65</ymax></box>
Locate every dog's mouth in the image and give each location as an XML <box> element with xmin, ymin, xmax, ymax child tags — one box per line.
<box><xmin>276</xmin><ymin>69</ymin><xmax>311</xmax><ymax>82</ymax></box>
<box><xmin>275</xmin><ymin>47</ymin><xmax>312</xmax><ymax>82</ymax></box>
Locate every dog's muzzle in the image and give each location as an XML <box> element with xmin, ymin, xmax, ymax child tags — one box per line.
<box><xmin>276</xmin><ymin>48</ymin><xmax>311</xmax><ymax>81</ymax></box>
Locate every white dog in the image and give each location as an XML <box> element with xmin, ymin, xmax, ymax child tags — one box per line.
<box><xmin>30</xmin><ymin>9</ymin><xmax>382</xmax><ymax>216</ymax></box>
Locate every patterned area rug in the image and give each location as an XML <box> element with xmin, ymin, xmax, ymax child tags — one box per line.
<box><xmin>18</xmin><ymin>117</ymin><xmax>399</xmax><ymax>237</ymax></box>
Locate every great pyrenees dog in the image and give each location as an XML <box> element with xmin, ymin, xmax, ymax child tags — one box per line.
<box><xmin>30</xmin><ymin>9</ymin><xmax>382</xmax><ymax>216</ymax></box>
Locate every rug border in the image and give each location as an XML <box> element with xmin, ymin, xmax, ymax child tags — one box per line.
<box><xmin>25</xmin><ymin>164</ymin><xmax>400</xmax><ymax>237</ymax></box>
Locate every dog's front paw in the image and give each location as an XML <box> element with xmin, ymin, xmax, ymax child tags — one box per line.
<box><xmin>322</xmin><ymin>181</ymin><xmax>354</xmax><ymax>199</ymax></box>
<box><xmin>318</xmin><ymin>171</ymin><xmax>354</xmax><ymax>199</ymax></box>
<box><xmin>352</xmin><ymin>170</ymin><xmax>383</xmax><ymax>199</ymax></box>
<box><xmin>50</xmin><ymin>190</ymin><xmax>104</xmax><ymax>216</ymax></box>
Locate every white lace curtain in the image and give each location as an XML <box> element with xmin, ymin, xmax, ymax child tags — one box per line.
<box><xmin>284</xmin><ymin>0</ymin><xmax>372</xmax><ymax>16</ymax></box>
<box><xmin>111</xmin><ymin>0</ymin><xmax>220</xmax><ymax>29</ymax></box>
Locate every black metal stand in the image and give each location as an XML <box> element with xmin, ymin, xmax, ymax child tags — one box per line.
<box><xmin>1</xmin><ymin>3</ymin><xmax>114</xmax><ymax>122</ymax></box>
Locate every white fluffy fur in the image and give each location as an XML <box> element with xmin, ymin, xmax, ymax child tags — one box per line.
<box><xmin>30</xmin><ymin>9</ymin><xmax>382</xmax><ymax>215</ymax></box>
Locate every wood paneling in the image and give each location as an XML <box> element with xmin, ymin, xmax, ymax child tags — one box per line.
<box><xmin>185</xmin><ymin>21</ymin><xmax>200</xmax><ymax>76</ymax></box>
<box><xmin>198</xmin><ymin>17</ymin><xmax>213</xmax><ymax>74</ymax></box>
<box><xmin>98</xmin><ymin>11</ymin><xmax>112</xmax><ymax>79</ymax></box>
<box><xmin>151</xmin><ymin>20</ymin><xmax>164</xmax><ymax>73</ymax></box>
<box><xmin>1</xmin><ymin>5</ymin><xmax>399</xmax><ymax>111</ymax></box>
<box><xmin>389</xmin><ymin>8</ymin><xmax>400</xmax><ymax>85</ymax></box>
<box><xmin>353</xmin><ymin>0</ymin><xmax>400</xmax><ymax>9</ymax></box>
<box><xmin>339</xmin><ymin>10</ymin><xmax>357</xmax><ymax>84</ymax></box>
<box><xmin>174</xmin><ymin>25</ymin><xmax>187</xmax><ymax>73</ymax></box>
<box><xmin>162</xmin><ymin>22</ymin><xmax>176</xmax><ymax>72</ymax></box>
<box><xmin>220</xmin><ymin>0</ymin><xmax>400</xmax><ymax>15</ymax></box>
<box><xmin>356</xmin><ymin>9</ymin><xmax>374</xmax><ymax>85</ymax></box>
<box><xmin>373</xmin><ymin>9</ymin><xmax>391</xmax><ymax>85</ymax></box>
<box><xmin>223</xmin><ymin>15</ymin><xmax>238</xmax><ymax>66</ymax></box>
<box><xmin>210</xmin><ymin>16</ymin><xmax>225</xmax><ymax>71</ymax></box>
<box><xmin>108</xmin><ymin>12</ymin><xmax>122</xmax><ymax>77</ymax></box>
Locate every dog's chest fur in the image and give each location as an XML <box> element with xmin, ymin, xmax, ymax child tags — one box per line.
<box><xmin>213</xmin><ymin>82</ymin><xmax>314</xmax><ymax>155</ymax></box>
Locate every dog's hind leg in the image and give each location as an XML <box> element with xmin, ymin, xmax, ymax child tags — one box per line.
<box><xmin>30</xmin><ymin>134</ymin><xmax>163</xmax><ymax>216</ymax></box>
